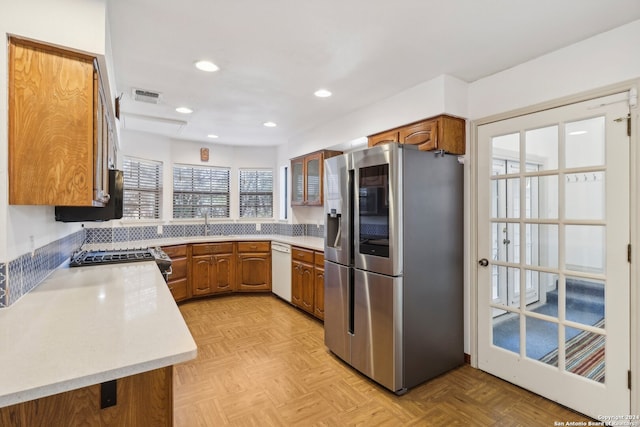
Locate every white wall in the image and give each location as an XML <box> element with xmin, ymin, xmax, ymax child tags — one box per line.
<box><xmin>0</xmin><ymin>0</ymin><xmax>108</xmax><ymax>261</ymax></box>
<box><xmin>118</xmin><ymin>129</ymin><xmax>278</xmax><ymax>222</ymax></box>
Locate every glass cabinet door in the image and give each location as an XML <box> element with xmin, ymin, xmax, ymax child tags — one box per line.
<box><xmin>291</xmin><ymin>157</ymin><xmax>304</xmax><ymax>205</ymax></box>
<box><xmin>305</xmin><ymin>152</ymin><xmax>322</xmax><ymax>205</ymax></box>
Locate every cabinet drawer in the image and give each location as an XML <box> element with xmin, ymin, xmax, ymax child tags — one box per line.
<box><xmin>192</xmin><ymin>242</ymin><xmax>234</xmax><ymax>256</ymax></box>
<box><xmin>168</xmin><ymin>257</ymin><xmax>187</xmax><ymax>280</ymax></box>
<box><xmin>162</xmin><ymin>244</ymin><xmax>187</xmax><ymax>258</ymax></box>
<box><xmin>399</xmin><ymin>119</ymin><xmax>438</xmax><ymax>150</ymax></box>
<box><xmin>237</xmin><ymin>241</ymin><xmax>270</xmax><ymax>253</ymax></box>
<box><xmin>314</xmin><ymin>251</ymin><xmax>324</xmax><ymax>267</ymax></box>
<box><xmin>292</xmin><ymin>247</ymin><xmax>314</xmax><ymax>263</ymax></box>
<box><xmin>168</xmin><ymin>278</ymin><xmax>188</xmax><ymax>302</ymax></box>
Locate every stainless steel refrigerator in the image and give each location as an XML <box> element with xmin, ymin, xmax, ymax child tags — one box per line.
<box><xmin>324</xmin><ymin>143</ymin><xmax>463</xmax><ymax>394</ymax></box>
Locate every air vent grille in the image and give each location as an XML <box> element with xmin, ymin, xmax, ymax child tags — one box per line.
<box><xmin>132</xmin><ymin>88</ymin><xmax>162</xmax><ymax>104</ymax></box>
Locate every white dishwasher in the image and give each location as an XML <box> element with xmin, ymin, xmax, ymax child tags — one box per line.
<box><xmin>271</xmin><ymin>242</ymin><xmax>292</xmax><ymax>302</ymax></box>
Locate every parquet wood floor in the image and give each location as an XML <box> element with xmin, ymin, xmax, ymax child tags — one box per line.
<box><xmin>174</xmin><ymin>294</ymin><xmax>591</xmax><ymax>426</ymax></box>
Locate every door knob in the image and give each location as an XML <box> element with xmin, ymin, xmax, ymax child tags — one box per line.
<box><xmin>478</xmin><ymin>258</ymin><xmax>489</xmax><ymax>267</ymax></box>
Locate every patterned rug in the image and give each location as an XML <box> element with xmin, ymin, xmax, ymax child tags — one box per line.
<box><xmin>539</xmin><ymin>318</ymin><xmax>605</xmax><ymax>383</ymax></box>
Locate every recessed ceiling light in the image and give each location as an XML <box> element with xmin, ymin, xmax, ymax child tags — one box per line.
<box><xmin>569</xmin><ymin>130</ymin><xmax>587</xmax><ymax>136</ymax></box>
<box><xmin>314</xmin><ymin>89</ymin><xmax>332</xmax><ymax>98</ymax></box>
<box><xmin>207</xmin><ymin>134</ymin><xmax>219</xmax><ymax>139</ymax></box>
<box><xmin>194</xmin><ymin>60</ymin><xmax>219</xmax><ymax>72</ymax></box>
<box><xmin>176</xmin><ymin>107</ymin><xmax>193</xmax><ymax>114</ymax></box>
<box><xmin>263</xmin><ymin>121</ymin><xmax>277</xmax><ymax>127</ymax></box>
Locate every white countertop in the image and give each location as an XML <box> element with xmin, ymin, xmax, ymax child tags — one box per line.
<box><xmin>83</xmin><ymin>234</ymin><xmax>325</xmax><ymax>252</ymax></box>
<box><xmin>0</xmin><ymin>261</ymin><xmax>197</xmax><ymax>408</ymax></box>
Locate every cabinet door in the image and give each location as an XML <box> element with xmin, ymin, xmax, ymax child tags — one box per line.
<box><xmin>399</xmin><ymin>119</ymin><xmax>438</xmax><ymax>151</ymax></box>
<box><xmin>212</xmin><ymin>254</ymin><xmax>235</xmax><ymax>293</ymax></box>
<box><xmin>368</xmin><ymin>129</ymin><xmax>399</xmax><ymax>148</ymax></box>
<box><xmin>191</xmin><ymin>255</ymin><xmax>212</xmax><ymax>295</ymax></box>
<box><xmin>192</xmin><ymin>255</ymin><xmax>213</xmax><ymax>296</ymax></box>
<box><xmin>292</xmin><ymin>261</ymin><xmax>303</xmax><ymax>307</ymax></box>
<box><xmin>314</xmin><ymin>265</ymin><xmax>325</xmax><ymax>320</ymax></box>
<box><xmin>300</xmin><ymin>263</ymin><xmax>315</xmax><ymax>314</ymax></box>
<box><xmin>304</xmin><ymin>152</ymin><xmax>323</xmax><ymax>206</ymax></box>
<box><xmin>8</xmin><ymin>38</ymin><xmax>97</xmax><ymax>206</ymax></box>
<box><xmin>237</xmin><ymin>253</ymin><xmax>271</xmax><ymax>291</ymax></box>
<box><xmin>291</xmin><ymin>157</ymin><xmax>305</xmax><ymax>206</ymax></box>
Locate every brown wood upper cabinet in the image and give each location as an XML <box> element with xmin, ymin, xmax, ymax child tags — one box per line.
<box><xmin>291</xmin><ymin>150</ymin><xmax>342</xmax><ymax>206</ymax></box>
<box><xmin>368</xmin><ymin>114</ymin><xmax>465</xmax><ymax>155</ymax></box>
<box><xmin>8</xmin><ymin>37</ymin><xmax>115</xmax><ymax>206</ymax></box>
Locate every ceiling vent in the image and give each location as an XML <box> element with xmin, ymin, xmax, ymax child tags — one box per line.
<box><xmin>131</xmin><ymin>88</ymin><xmax>162</xmax><ymax>104</ymax></box>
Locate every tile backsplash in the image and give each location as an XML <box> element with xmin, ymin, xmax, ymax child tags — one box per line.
<box><xmin>2</xmin><ymin>229</ymin><xmax>84</xmax><ymax>308</ymax></box>
<box><xmin>85</xmin><ymin>222</ymin><xmax>318</xmax><ymax>244</ymax></box>
<box><xmin>1</xmin><ymin>223</ymin><xmax>323</xmax><ymax>308</ymax></box>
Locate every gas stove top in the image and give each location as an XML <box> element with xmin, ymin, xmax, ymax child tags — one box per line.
<box><xmin>70</xmin><ymin>247</ymin><xmax>172</xmax><ymax>272</ymax></box>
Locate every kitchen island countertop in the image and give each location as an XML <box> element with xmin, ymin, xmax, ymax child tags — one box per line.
<box><xmin>0</xmin><ymin>261</ymin><xmax>197</xmax><ymax>408</ymax></box>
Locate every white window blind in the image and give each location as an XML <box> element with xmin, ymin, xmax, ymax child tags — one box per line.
<box><xmin>122</xmin><ymin>157</ymin><xmax>162</xmax><ymax>219</ymax></box>
<box><xmin>239</xmin><ymin>169</ymin><xmax>273</xmax><ymax>218</ymax></box>
<box><xmin>173</xmin><ymin>164</ymin><xmax>230</xmax><ymax>218</ymax></box>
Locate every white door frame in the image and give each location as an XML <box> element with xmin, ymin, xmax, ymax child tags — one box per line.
<box><xmin>469</xmin><ymin>79</ymin><xmax>640</xmax><ymax>414</ymax></box>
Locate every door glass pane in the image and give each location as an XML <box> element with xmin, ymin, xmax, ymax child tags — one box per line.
<box><xmin>526</xmin><ymin>316</ymin><xmax>558</xmax><ymax>361</ymax></box>
<box><xmin>306</xmin><ymin>158</ymin><xmax>320</xmax><ymax>202</ymax></box>
<box><xmin>525</xmin><ymin>125</ymin><xmax>558</xmax><ymax>171</ymax></box>
<box><xmin>526</xmin><ymin>175</ymin><xmax>558</xmax><ymax>219</ymax></box>
<box><xmin>565</xmin><ymin>225</ymin><xmax>605</xmax><ymax>274</ymax></box>
<box><xmin>491</xmin><ymin>178</ymin><xmax>520</xmax><ymax>218</ymax></box>
<box><xmin>492</xmin><ymin>266</ymin><xmax>521</xmax><ymax>309</ymax></box>
<box><xmin>492</xmin><ymin>133</ymin><xmax>519</xmax><ymax>175</ymax></box>
<box><xmin>526</xmin><ymin>224</ymin><xmax>558</xmax><ymax>268</ymax></box>
<box><xmin>565</xmin><ymin>171</ymin><xmax>605</xmax><ymax>220</ymax></box>
<box><xmin>492</xmin><ymin>223</ymin><xmax>519</xmax><ymax>263</ymax></box>
<box><xmin>564</xmin><ymin>325</ymin><xmax>605</xmax><ymax>383</ymax></box>
<box><xmin>526</xmin><ymin>271</ymin><xmax>559</xmax><ymax>317</ymax></box>
<box><xmin>493</xmin><ymin>311</ymin><xmax>520</xmax><ymax>354</ymax></box>
<box><xmin>566</xmin><ymin>277</ymin><xmax>605</xmax><ymax>327</ymax></box>
<box><xmin>565</xmin><ymin>117</ymin><xmax>605</xmax><ymax>168</ymax></box>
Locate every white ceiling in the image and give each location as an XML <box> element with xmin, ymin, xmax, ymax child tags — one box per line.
<box><xmin>107</xmin><ymin>0</ymin><xmax>640</xmax><ymax>147</ymax></box>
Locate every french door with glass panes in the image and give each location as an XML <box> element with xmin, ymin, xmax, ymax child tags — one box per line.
<box><xmin>477</xmin><ymin>92</ymin><xmax>631</xmax><ymax>418</ymax></box>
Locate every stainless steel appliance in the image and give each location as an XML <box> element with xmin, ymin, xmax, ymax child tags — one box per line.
<box><xmin>271</xmin><ymin>242</ymin><xmax>292</xmax><ymax>302</ymax></box>
<box><xmin>69</xmin><ymin>247</ymin><xmax>172</xmax><ymax>281</ymax></box>
<box><xmin>324</xmin><ymin>143</ymin><xmax>463</xmax><ymax>394</ymax></box>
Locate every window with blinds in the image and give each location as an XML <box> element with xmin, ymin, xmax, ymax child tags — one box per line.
<box><xmin>173</xmin><ymin>164</ymin><xmax>230</xmax><ymax>218</ymax></box>
<box><xmin>122</xmin><ymin>157</ymin><xmax>162</xmax><ymax>219</ymax></box>
<box><xmin>239</xmin><ymin>169</ymin><xmax>273</xmax><ymax>218</ymax></box>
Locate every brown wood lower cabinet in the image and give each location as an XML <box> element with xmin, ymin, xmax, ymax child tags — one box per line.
<box><xmin>163</xmin><ymin>244</ymin><xmax>188</xmax><ymax>301</ymax></box>
<box><xmin>191</xmin><ymin>243</ymin><xmax>235</xmax><ymax>296</ymax></box>
<box><xmin>291</xmin><ymin>246</ymin><xmax>324</xmax><ymax>320</ymax></box>
<box><xmin>0</xmin><ymin>367</ymin><xmax>173</xmax><ymax>427</ymax></box>
<box><xmin>236</xmin><ymin>241</ymin><xmax>271</xmax><ymax>291</ymax></box>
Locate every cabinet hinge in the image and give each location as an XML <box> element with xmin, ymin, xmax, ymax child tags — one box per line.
<box><xmin>629</xmin><ymin>370</ymin><xmax>632</xmax><ymax>389</ymax></box>
<box><xmin>629</xmin><ymin>244</ymin><xmax>632</xmax><ymax>263</ymax></box>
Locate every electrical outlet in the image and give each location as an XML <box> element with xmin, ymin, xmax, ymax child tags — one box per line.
<box><xmin>256</xmin><ymin>223</ymin><xmax>261</xmax><ymax>232</ymax></box>
<box><xmin>29</xmin><ymin>235</ymin><xmax>35</xmax><ymax>257</ymax></box>
<box><xmin>157</xmin><ymin>225</ymin><xmax>163</xmax><ymax>235</ymax></box>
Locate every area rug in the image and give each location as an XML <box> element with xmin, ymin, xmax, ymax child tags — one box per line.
<box><xmin>539</xmin><ymin>318</ymin><xmax>605</xmax><ymax>383</ymax></box>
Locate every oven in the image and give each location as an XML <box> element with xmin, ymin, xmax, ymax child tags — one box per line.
<box><xmin>69</xmin><ymin>247</ymin><xmax>173</xmax><ymax>282</ymax></box>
